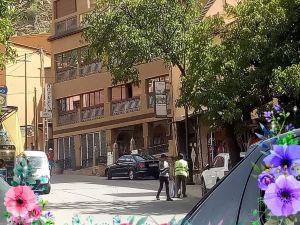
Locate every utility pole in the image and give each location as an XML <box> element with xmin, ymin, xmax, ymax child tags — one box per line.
<box><xmin>25</xmin><ymin>53</ymin><xmax>28</xmax><ymax>149</ymax></box>
<box><xmin>34</xmin><ymin>87</ymin><xmax>38</xmax><ymax>150</ymax></box>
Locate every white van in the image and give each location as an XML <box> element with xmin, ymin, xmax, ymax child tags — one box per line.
<box><xmin>15</xmin><ymin>151</ymin><xmax>51</xmax><ymax>194</ymax></box>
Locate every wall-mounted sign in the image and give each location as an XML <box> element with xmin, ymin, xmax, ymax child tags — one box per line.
<box><xmin>44</xmin><ymin>83</ymin><xmax>52</xmax><ymax>112</ymax></box>
<box><xmin>0</xmin><ymin>86</ymin><xmax>8</xmax><ymax>95</ymax></box>
<box><xmin>107</xmin><ymin>152</ymin><xmax>113</xmax><ymax>166</ymax></box>
<box><xmin>0</xmin><ymin>86</ymin><xmax>7</xmax><ymax>107</ymax></box>
<box><xmin>154</xmin><ymin>81</ymin><xmax>167</xmax><ymax>117</ymax></box>
<box><xmin>40</xmin><ymin>111</ymin><xmax>52</xmax><ymax>119</ymax></box>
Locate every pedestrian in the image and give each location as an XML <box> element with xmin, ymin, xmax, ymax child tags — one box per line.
<box><xmin>175</xmin><ymin>153</ymin><xmax>188</xmax><ymax>198</ymax></box>
<box><xmin>30</xmin><ymin>143</ymin><xmax>34</xmax><ymax>150</ymax></box>
<box><xmin>156</xmin><ymin>153</ymin><xmax>173</xmax><ymax>201</ymax></box>
<box><xmin>47</xmin><ymin>148</ymin><xmax>54</xmax><ymax>175</ymax></box>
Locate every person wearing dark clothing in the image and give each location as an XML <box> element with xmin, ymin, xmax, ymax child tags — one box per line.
<box><xmin>156</xmin><ymin>154</ymin><xmax>173</xmax><ymax>201</ymax></box>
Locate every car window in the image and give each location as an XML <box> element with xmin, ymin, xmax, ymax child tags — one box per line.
<box><xmin>126</xmin><ymin>156</ymin><xmax>135</xmax><ymax>162</ymax></box>
<box><xmin>133</xmin><ymin>155</ymin><xmax>145</xmax><ymax>162</ymax></box>
<box><xmin>117</xmin><ymin>156</ymin><xmax>126</xmax><ymax>162</ymax></box>
<box><xmin>213</xmin><ymin>156</ymin><xmax>224</xmax><ymax>168</ymax></box>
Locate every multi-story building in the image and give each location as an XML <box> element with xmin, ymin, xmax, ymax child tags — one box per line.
<box><xmin>49</xmin><ymin>0</ymin><xmax>238</xmax><ymax>174</ymax></box>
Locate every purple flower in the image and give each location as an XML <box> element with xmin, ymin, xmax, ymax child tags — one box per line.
<box><xmin>44</xmin><ymin>211</ymin><xmax>54</xmax><ymax>219</ymax></box>
<box><xmin>258</xmin><ymin>171</ymin><xmax>275</xmax><ymax>191</ymax></box>
<box><xmin>264</xmin><ymin>175</ymin><xmax>300</xmax><ymax>216</ymax></box>
<box><xmin>274</xmin><ymin>104</ymin><xmax>283</xmax><ymax>113</ymax></box>
<box><xmin>263</xmin><ymin>145</ymin><xmax>300</xmax><ymax>176</ymax></box>
<box><xmin>286</xmin><ymin>123</ymin><xmax>295</xmax><ymax>132</ymax></box>
<box><xmin>264</xmin><ymin>111</ymin><xmax>272</xmax><ymax>122</ymax></box>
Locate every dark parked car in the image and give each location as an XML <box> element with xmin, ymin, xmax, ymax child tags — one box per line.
<box><xmin>182</xmin><ymin>130</ymin><xmax>300</xmax><ymax>225</ymax></box>
<box><xmin>106</xmin><ymin>154</ymin><xmax>160</xmax><ymax>180</ymax></box>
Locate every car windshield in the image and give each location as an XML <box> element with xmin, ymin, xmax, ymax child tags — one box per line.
<box><xmin>27</xmin><ymin>156</ymin><xmax>48</xmax><ymax>169</ymax></box>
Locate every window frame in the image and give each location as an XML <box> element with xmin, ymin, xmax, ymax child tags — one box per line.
<box><xmin>58</xmin><ymin>95</ymin><xmax>80</xmax><ymax>114</ymax></box>
<box><xmin>81</xmin><ymin>90</ymin><xmax>104</xmax><ymax>109</ymax></box>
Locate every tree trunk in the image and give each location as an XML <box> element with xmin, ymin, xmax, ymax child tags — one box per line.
<box><xmin>223</xmin><ymin>123</ymin><xmax>241</xmax><ymax>167</ymax></box>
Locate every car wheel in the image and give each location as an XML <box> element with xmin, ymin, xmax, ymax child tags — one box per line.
<box><xmin>107</xmin><ymin>170</ymin><xmax>112</xmax><ymax>180</ymax></box>
<box><xmin>43</xmin><ymin>183</ymin><xmax>51</xmax><ymax>194</ymax></box>
<box><xmin>128</xmin><ymin>169</ymin><xmax>136</xmax><ymax>180</ymax></box>
<box><xmin>201</xmin><ymin>177</ymin><xmax>207</xmax><ymax>197</ymax></box>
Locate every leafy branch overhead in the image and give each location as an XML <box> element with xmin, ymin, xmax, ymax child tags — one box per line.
<box><xmin>83</xmin><ymin>0</ymin><xmax>203</xmax><ymax>85</ymax></box>
<box><xmin>180</xmin><ymin>0</ymin><xmax>300</xmax><ymax>127</ymax></box>
<box><xmin>0</xmin><ymin>0</ymin><xmax>16</xmax><ymax>68</ymax></box>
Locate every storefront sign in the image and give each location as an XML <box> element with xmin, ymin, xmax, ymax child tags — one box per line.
<box><xmin>154</xmin><ymin>81</ymin><xmax>167</xmax><ymax>117</ymax></box>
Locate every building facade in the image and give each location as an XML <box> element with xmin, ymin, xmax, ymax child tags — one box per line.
<box><xmin>49</xmin><ymin>0</ymin><xmax>239</xmax><ymax>174</ymax></box>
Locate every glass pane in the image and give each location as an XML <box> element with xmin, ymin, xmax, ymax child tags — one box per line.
<box><xmin>80</xmin><ymin>47</ymin><xmax>89</xmax><ymax>65</ymax></box>
<box><xmin>66</xmin><ymin>98</ymin><xmax>70</xmax><ymax>111</ymax></box>
<box><xmin>148</xmin><ymin>79</ymin><xmax>153</xmax><ymax>93</ymax></box>
<box><xmin>69</xmin><ymin>50</ymin><xmax>78</xmax><ymax>66</ymax></box>
<box><xmin>99</xmin><ymin>90</ymin><xmax>104</xmax><ymax>104</ymax></box>
<box><xmin>112</xmin><ymin>86</ymin><xmax>121</xmax><ymax>101</ymax></box>
<box><xmin>95</xmin><ymin>91</ymin><xmax>100</xmax><ymax>105</ymax></box>
<box><xmin>90</xmin><ymin>93</ymin><xmax>95</xmax><ymax>106</ymax></box>
<box><xmin>213</xmin><ymin>156</ymin><xmax>224</xmax><ymax>168</ymax></box>
<box><xmin>83</xmin><ymin>94</ymin><xmax>89</xmax><ymax>108</ymax></box>
<box><xmin>121</xmin><ymin>85</ymin><xmax>126</xmax><ymax>100</ymax></box>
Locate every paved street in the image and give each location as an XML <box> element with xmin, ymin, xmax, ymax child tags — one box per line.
<box><xmin>43</xmin><ymin>175</ymin><xmax>201</xmax><ymax>224</ymax></box>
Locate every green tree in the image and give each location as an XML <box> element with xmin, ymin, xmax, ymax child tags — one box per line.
<box><xmin>83</xmin><ymin>0</ymin><xmax>203</xmax><ymax>85</ymax></box>
<box><xmin>0</xmin><ymin>0</ymin><xmax>15</xmax><ymax>68</ymax></box>
<box><xmin>181</xmin><ymin>0</ymin><xmax>300</xmax><ymax>164</ymax></box>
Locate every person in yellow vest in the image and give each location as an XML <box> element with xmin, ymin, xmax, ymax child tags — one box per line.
<box><xmin>175</xmin><ymin>153</ymin><xmax>188</xmax><ymax>198</ymax></box>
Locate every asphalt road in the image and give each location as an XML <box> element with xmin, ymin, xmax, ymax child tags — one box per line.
<box><xmin>43</xmin><ymin>175</ymin><xmax>201</xmax><ymax>225</ymax></box>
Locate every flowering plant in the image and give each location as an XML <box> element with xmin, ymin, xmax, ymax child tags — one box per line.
<box><xmin>255</xmin><ymin>104</ymin><xmax>300</xmax><ymax>224</ymax></box>
<box><xmin>3</xmin><ymin>156</ymin><xmax>54</xmax><ymax>224</ymax></box>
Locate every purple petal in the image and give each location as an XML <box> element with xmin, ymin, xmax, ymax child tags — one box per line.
<box><xmin>275</xmin><ymin>175</ymin><xmax>287</xmax><ymax>189</ymax></box>
<box><xmin>285</xmin><ymin>145</ymin><xmax>300</xmax><ymax>161</ymax></box>
<box><xmin>292</xmin><ymin>198</ymin><xmax>300</xmax><ymax>215</ymax></box>
<box><xmin>263</xmin><ymin>154</ymin><xmax>282</xmax><ymax>167</ymax></box>
<box><xmin>282</xmin><ymin>203</ymin><xmax>293</xmax><ymax>216</ymax></box>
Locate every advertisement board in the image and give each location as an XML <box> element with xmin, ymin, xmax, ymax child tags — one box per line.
<box><xmin>154</xmin><ymin>81</ymin><xmax>167</xmax><ymax>117</ymax></box>
<box><xmin>44</xmin><ymin>83</ymin><xmax>52</xmax><ymax>111</ymax></box>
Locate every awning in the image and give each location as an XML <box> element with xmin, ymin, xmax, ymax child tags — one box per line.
<box><xmin>2</xmin><ymin>110</ymin><xmax>24</xmax><ymax>155</ymax></box>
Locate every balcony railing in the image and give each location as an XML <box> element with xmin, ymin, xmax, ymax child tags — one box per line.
<box><xmin>81</xmin><ymin>105</ymin><xmax>104</xmax><ymax>121</ymax></box>
<box><xmin>58</xmin><ymin>111</ymin><xmax>79</xmax><ymax>125</ymax></box>
<box><xmin>112</xmin><ymin>97</ymin><xmax>141</xmax><ymax>115</ymax></box>
<box><xmin>57</xmin><ymin>68</ymin><xmax>77</xmax><ymax>82</ymax></box>
<box><xmin>79</xmin><ymin>62</ymin><xmax>102</xmax><ymax>77</ymax></box>
<box><xmin>55</xmin><ymin>16</ymin><xmax>78</xmax><ymax>36</ymax></box>
<box><xmin>148</xmin><ymin>92</ymin><xmax>171</xmax><ymax>108</ymax></box>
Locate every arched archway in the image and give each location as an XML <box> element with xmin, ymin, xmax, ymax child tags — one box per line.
<box><xmin>152</xmin><ymin>124</ymin><xmax>167</xmax><ymax>146</ymax></box>
<box><xmin>117</xmin><ymin>132</ymin><xmax>131</xmax><ymax>157</ymax></box>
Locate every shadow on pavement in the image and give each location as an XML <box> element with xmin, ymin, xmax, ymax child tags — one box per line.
<box><xmin>47</xmin><ymin>198</ymin><xmax>197</xmax><ymax>216</ymax></box>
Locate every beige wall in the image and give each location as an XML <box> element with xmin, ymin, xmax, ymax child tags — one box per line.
<box><xmin>6</xmin><ymin>46</ymin><xmax>51</xmax><ymax>127</ymax></box>
<box><xmin>205</xmin><ymin>0</ymin><xmax>239</xmax><ymax>17</ymax></box>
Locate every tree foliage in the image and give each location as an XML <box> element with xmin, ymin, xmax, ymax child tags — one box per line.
<box><xmin>84</xmin><ymin>0</ymin><xmax>202</xmax><ymax>85</ymax></box>
<box><xmin>0</xmin><ymin>0</ymin><xmax>15</xmax><ymax>68</ymax></box>
<box><xmin>181</xmin><ymin>0</ymin><xmax>300</xmax><ymax>127</ymax></box>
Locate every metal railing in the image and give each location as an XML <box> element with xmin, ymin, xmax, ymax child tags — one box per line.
<box><xmin>56</xmin><ymin>68</ymin><xmax>77</xmax><ymax>82</ymax></box>
<box><xmin>112</xmin><ymin>97</ymin><xmax>141</xmax><ymax>115</ymax></box>
<box><xmin>81</xmin><ymin>105</ymin><xmax>104</xmax><ymax>121</ymax></box>
<box><xmin>58</xmin><ymin>111</ymin><xmax>79</xmax><ymax>125</ymax></box>
<box><xmin>55</xmin><ymin>16</ymin><xmax>78</xmax><ymax>35</ymax></box>
<box><xmin>79</xmin><ymin>62</ymin><xmax>102</xmax><ymax>76</ymax></box>
<box><xmin>82</xmin><ymin>158</ymin><xmax>93</xmax><ymax>168</ymax></box>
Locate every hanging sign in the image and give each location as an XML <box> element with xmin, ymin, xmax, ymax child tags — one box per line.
<box><xmin>0</xmin><ymin>86</ymin><xmax>7</xmax><ymax>107</ymax></box>
<box><xmin>154</xmin><ymin>81</ymin><xmax>167</xmax><ymax>117</ymax></box>
<box><xmin>44</xmin><ymin>83</ymin><xmax>52</xmax><ymax>111</ymax></box>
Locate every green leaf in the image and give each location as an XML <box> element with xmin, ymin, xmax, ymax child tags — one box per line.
<box><xmin>136</xmin><ymin>217</ymin><xmax>148</xmax><ymax>225</ymax></box>
<box><xmin>252</xmin><ymin>209</ymin><xmax>258</xmax><ymax>216</ymax></box>
<box><xmin>252</xmin><ymin>163</ymin><xmax>260</xmax><ymax>173</ymax></box>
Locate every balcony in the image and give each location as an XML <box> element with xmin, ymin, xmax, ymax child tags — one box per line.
<box><xmin>147</xmin><ymin>144</ymin><xmax>169</xmax><ymax>155</ymax></box>
<box><xmin>57</xmin><ymin>68</ymin><xmax>77</xmax><ymax>82</ymax></box>
<box><xmin>81</xmin><ymin>105</ymin><xmax>104</xmax><ymax>121</ymax></box>
<box><xmin>79</xmin><ymin>62</ymin><xmax>102</xmax><ymax>77</ymax></box>
<box><xmin>112</xmin><ymin>97</ymin><xmax>141</xmax><ymax>115</ymax></box>
<box><xmin>58</xmin><ymin>111</ymin><xmax>79</xmax><ymax>125</ymax></box>
<box><xmin>55</xmin><ymin>16</ymin><xmax>78</xmax><ymax>36</ymax></box>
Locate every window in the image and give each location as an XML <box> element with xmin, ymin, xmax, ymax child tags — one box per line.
<box><xmin>82</xmin><ymin>90</ymin><xmax>104</xmax><ymax>108</ymax></box>
<box><xmin>79</xmin><ymin>46</ymin><xmax>97</xmax><ymax>65</ymax></box>
<box><xmin>55</xmin><ymin>50</ymin><xmax>78</xmax><ymax>72</ymax></box>
<box><xmin>58</xmin><ymin>95</ymin><xmax>80</xmax><ymax>113</ymax></box>
<box><xmin>213</xmin><ymin>156</ymin><xmax>225</xmax><ymax>168</ymax></box>
<box><xmin>111</xmin><ymin>84</ymin><xmax>141</xmax><ymax>101</ymax></box>
<box><xmin>148</xmin><ymin>76</ymin><xmax>169</xmax><ymax>93</ymax></box>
